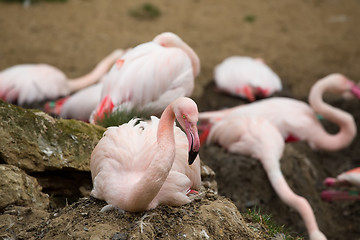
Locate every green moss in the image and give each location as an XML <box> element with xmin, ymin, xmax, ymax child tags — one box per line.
<box><xmin>0</xmin><ymin>100</ymin><xmax>105</xmax><ymax>172</ymax></box>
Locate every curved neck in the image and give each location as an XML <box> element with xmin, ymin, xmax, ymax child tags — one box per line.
<box><xmin>308</xmin><ymin>80</ymin><xmax>356</xmax><ymax>151</ymax></box>
<box><xmin>127</xmin><ymin>105</ymin><xmax>176</xmax><ymax>211</ymax></box>
<box><xmin>180</xmin><ymin>43</ymin><xmax>200</xmax><ymax>77</ymax></box>
<box><xmin>67</xmin><ymin>51</ymin><xmax>121</xmax><ymax>93</ymax></box>
<box><xmin>263</xmin><ymin>160</ymin><xmax>323</xmax><ymax>238</ymax></box>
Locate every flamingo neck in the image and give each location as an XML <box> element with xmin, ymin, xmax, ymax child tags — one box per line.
<box><xmin>127</xmin><ymin>104</ymin><xmax>176</xmax><ymax>212</ymax></box>
<box><xmin>308</xmin><ymin>79</ymin><xmax>356</xmax><ymax>151</ymax></box>
<box><xmin>67</xmin><ymin>51</ymin><xmax>120</xmax><ymax>93</ymax></box>
<box><xmin>180</xmin><ymin>43</ymin><xmax>200</xmax><ymax>77</ymax></box>
<box><xmin>264</xmin><ymin>165</ymin><xmax>324</xmax><ymax>239</ymax></box>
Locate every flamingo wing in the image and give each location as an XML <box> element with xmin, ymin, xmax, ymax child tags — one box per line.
<box><xmin>94</xmin><ymin>42</ymin><xmax>193</xmax><ymax>120</ymax></box>
<box><xmin>0</xmin><ymin>64</ymin><xmax>69</xmax><ymax>105</ymax></box>
<box><xmin>59</xmin><ymin>82</ymin><xmax>103</xmax><ymax>121</ymax></box>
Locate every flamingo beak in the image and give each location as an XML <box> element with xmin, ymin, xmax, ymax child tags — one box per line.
<box><xmin>185</xmin><ymin>120</ymin><xmax>200</xmax><ymax>165</ymax></box>
<box><xmin>350</xmin><ymin>82</ymin><xmax>360</xmax><ymax>99</ymax></box>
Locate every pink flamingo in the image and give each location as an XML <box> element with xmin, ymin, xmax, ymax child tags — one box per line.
<box><xmin>199</xmin><ymin>73</ymin><xmax>360</xmax><ymax>151</ymax></box>
<box><xmin>321</xmin><ymin>167</ymin><xmax>360</xmax><ymax>202</ymax></box>
<box><xmin>90</xmin><ymin>97</ymin><xmax>201</xmax><ymax>212</ymax></box>
<box><xmin>90</xmin><ymin>32</ymin><xmax>200</xmax><ymax>124</ymax></box>
<box><xmin>205</xmin><ymin>115</ymin><xmax>327</xmax><ymax>240</ymax></box>
<box><xmin>0</xmin><ymin>49</ymin><xmax>125</xmax><ymax>106</ymax></box>
<box><xmin>213</xmin><ymin>56</ymin><xmax>282</xmax><ymax>101</ymax></box>
<box><xmin>44</xmin><ymin>82</ymin><xmax>103</xmax><ymax>122</ymax></box>
<box><xmin>43</xmin><ymin>49</ymin><xmax>129</xmax><ymax>121</ymax></box>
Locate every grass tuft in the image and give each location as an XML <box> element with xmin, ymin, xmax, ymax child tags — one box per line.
<box><xmin>129</xmin><ymin>3</ymin><xmax>161</xmax><ymax>20</ymax></box>
<box><xmin>95</xmin><ymin>108</ymin><xmax>151</xmax><ymax>128</ymax></box>
<box><xmin>244</xmin><ymin>14</ymin><xmax>256</xmax><ymax>23</ymax></box>
<box><xmin>247</xmin><ymin>208</ymin><xmax>304</xmax><ymax>240</ymax></box>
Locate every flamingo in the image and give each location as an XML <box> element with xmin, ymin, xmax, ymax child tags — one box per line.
<box><xmin>0</xmin><ymin>49</ymin><xmax>125</xmax><ymax>106</ymax></box>
<box><xmin>213</xmin><ymin>56</ymin><xmax>282</xmax><ymax>101</ymax></box>
<box><xmin>199</xmin><ymin>73</ymin><xmax>360</xmax><ymax>151</ymax></box>
<box><xmin>44</xmin><ymin>82</ymin><xmax>103</xmax><ymax>122</ymax></box>
<box><xmin>90</xmin><ymin>97</ymin><xmax>201</xmax><ymax>212</ymax></box>
<box><xmin>90</xmin><ymin>32</ymin><xmax>200</xmax><ymax>124</ymax></box>
<box><xmin>43</xmin><ymin>49</ymin><xmax>129</xmax><ymax>121</ymax></box>
<box><xmin>205</xmin><ymin>115</ymin><xmax>327</xmax><ymax>240</ymax></box>
<box><xmin>321</xmin><ymin>167</ymin><xmax>360</xmax><ymax>202</ymax></box>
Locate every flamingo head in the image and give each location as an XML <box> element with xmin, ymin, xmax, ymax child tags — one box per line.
<box><xmin>323</xmin><ymin>177</ymin><xmax>336</xmax><ymax>187</ymax></box>
<box><xmin>349</xmin><ymin>80</ymin><xmax>360</xmax><ymax>99</ymax></box>
<box><xmin>325</xmin><ymin>73</ymin><xmax>360</xmax><ymax>99</ymax></box>
<box><xmin>173</xmin><ymin>97</ymin><xmax>200</xmax><ymax>165</ymax></box>
<box><xmin>153</xmin><ymin>32</ymin><xmax>201</xmax><ymax>77</ymax></box>
<box><xmin>153</xmin><ymin>32</ymin><xmax>183</xmax><ymax>48</ymax></box>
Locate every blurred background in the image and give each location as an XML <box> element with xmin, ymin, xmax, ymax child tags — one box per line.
<box><xmin>1</xmin><ymin>1</ymin><xmax>360</xmax><ymax>239</ymax></box>
<box><xmin>1</xmin><ymin>0</ymin><xmax>360</xmax><ymax>101</ymax></box>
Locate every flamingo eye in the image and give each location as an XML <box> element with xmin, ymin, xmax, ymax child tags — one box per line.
<box><xmin>182</xmin><ymin>114</ymin><xmax>186</xmax><ymax>119</ymax></box>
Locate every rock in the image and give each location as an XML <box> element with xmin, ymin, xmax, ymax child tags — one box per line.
<box><xmin>200</xmin><ymin>161</ymin><xmax>218</xmax><ymax>192</ymax></box>
<box><xmin>12</xmin><ymin>191</ymin><xmax>268</xmax><ymax>240</ymax></box>
<box><xmin>0</xmin><ymin>100</ymin><xmax>105</xmax><ymax>172</ymax></box>
<box><xmin>0</xmin><ymin>164</ymin><xmax>49</xmax><ymax>210</ymax></box>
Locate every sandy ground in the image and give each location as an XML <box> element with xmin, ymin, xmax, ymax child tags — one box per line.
<box><xmin>1</xmin><ymin>0</ymin><xmax>360</xmax><ymax>239</ymax></box>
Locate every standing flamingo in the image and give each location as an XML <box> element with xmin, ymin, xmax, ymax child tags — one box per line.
<box><xmin>199</xmin><ymin>73</ymin><xmax>360</xmax><ymax>151</ymax></box>
<box><xmin>0</xmin><ymin>49</ymin><xmax>125</xmax><ymax>106</ymax></box>
<box><xmin>90</xmin><ymin>32</ymin><xmax>200</xmax><ymax>124</ymax></box>
<box><xmin>213</xmin><ymin>56</ymin><xmax>282</xmax><ymax>101</ymax></box>
<box><xmin>205</xmin><ymin>115</ymin><xmax>327</xmax><ymax>240</ymax></box>
<box><xmin>90</xmin><ymin>97</ymin><xmax>201</xmax><ymax>212</ymax></box>
<box><xmin>321</xmin><ymin>167</ymin><xmax>360</xmax><ymax>202</ymax></box>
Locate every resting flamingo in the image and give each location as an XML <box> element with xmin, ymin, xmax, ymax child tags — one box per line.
<box><xmin>43</xmin><ymin>49</ymin><xmax>130</xmax><ymax>121</ymax></box>
<box><xmin>321</xmin><ymin>167</ymin><xmax>360</xmax><ymax>202</ymax></box>
<box><xmin>205</xmin><ymin>115</ymin><xmax>327</xmax><ymax>240</ymax></box>
<box><xmin>44</xmin><ymin>82</ymin><xmax>103</xmax><ymax>122</ymax></box>
<box><xmin>90</xmin><ymin>32</ymin><xmax>200</xmax><ymax>124</ymax></box>
<box><xmin>213</xmin><ymin>56</ymin><xmax>282</xmax><ymax>101</ymax></box>
<box><xmin>90</xmin><ymin>97</ymin><xmax>201</xmax><ymax>212</ymax></box>
<box><xmin>199</xmin><ymin>73</ymin><xmax>360</xmax><ymax>151</ymax></box>
<box><xmin>0</xmin><ymin>49</ymin><xmax>124</xmax><ymax>106</ymax></box>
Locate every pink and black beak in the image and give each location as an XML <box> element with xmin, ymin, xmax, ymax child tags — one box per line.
<box><xmin>185</xmin><ymin>120</ymin><xmax>200</xmax><ymax>165</ymax></box>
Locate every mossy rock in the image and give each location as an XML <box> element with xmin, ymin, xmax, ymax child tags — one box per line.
<box><xmin>0</xmin><ymin>100</ymin><xmax>105</xmax><ymax>172</ymax></box>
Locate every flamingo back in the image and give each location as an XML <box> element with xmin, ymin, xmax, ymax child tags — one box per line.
<box><xmin>207</xmin><ymin>115</ymin><xmax>285</xmax><ymax>162</ymax></box>
<box><xmin>214</xmin><ymin>56</ymin><xmax>282</xmax><ymax>97</ymax></box>
<box><xmin>99</xmin><ymin>42</ymin><xmax>194</xmax><ymax>115</ymax></box>
<box><xmin>0</xmin><ymin>64</ymin><xmax>69</xmax><ymax>105</ymax></box>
